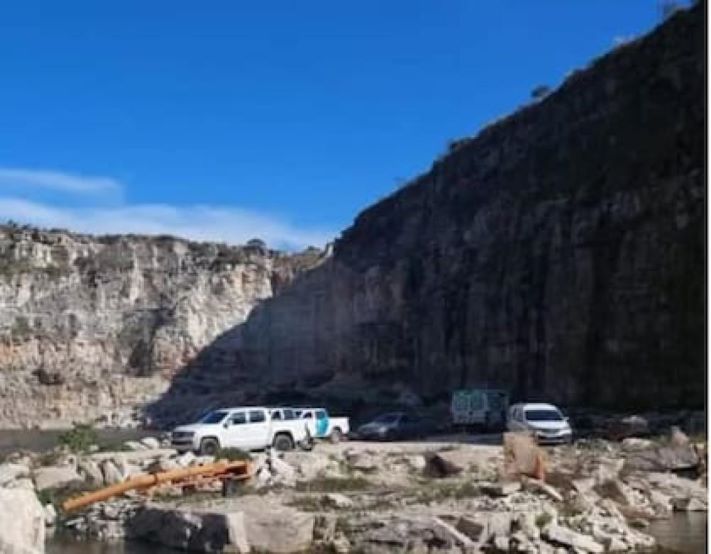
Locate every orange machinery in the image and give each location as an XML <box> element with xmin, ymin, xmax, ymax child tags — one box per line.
<box><xmin>62</xmin><ymin>459</ymin><xmax>252</xmax><ymax>512</ymax></box>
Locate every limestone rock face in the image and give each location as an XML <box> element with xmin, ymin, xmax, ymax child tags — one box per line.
<box><xmin>0</xmin><ymin>228</ymin><xmax>322</xmax><ymax>427</ymax></box>
<box><xmin>198</xmin><ymin>6</ymin><xmax>703</xmax><ymax>413</ymax></box>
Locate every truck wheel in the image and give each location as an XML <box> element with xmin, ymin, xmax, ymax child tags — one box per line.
<box><xmin>273</xmin><ymin>433</ymin><xmax>294</xmax><ymax>451</ymax></box>
<box><xmin>199</xmin><ymin>437</ymin><xmax>220</xmax><ymax>456</ymax></box>
<box><xmin>329</xmin><ymin>428</ymin><xmax>343</xmax><ymax>444</ymax></box>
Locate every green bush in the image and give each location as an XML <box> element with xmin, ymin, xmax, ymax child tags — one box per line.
<box><xmin>58</xmin><ymin>424</ymin><xmax>97</xmax><ymax>453</ymax></box>
<box><xmin>535</xmin><ymin>512</ymin><xmax>553</xmax><ymax>528</ymax></box>
<box><xmin>295</xmin><ymin>476</ymin><xmax>372</xmax><ymax>493</ymax></box>
<box><xmin>216</xmin><ymin>447</ymin><xmax>252</xmax><ymax>461</ymax></box>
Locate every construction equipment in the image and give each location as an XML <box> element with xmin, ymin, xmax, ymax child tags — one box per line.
<box><xmin>61</xmin><ymin>459</ymin><xmax>252</xmax><ymax>512</ymax></box>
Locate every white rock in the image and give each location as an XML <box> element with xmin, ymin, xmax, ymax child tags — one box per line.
<box><xmin>331</xmin><ymin>533</ymin><xmax>351</xmax><ymax>553</ymax></box>
<box><xmin>0</xmin><ymin>463</ymin><xmax>30</xmax><ymax>487</ymax></box>
<box><xmin>523</xmin><ymin>478</ymin><xmax>563</xmax><ymax>502</ymax></box>
<box><xmin>176</xmin><ymin>451</ymin><xmax>196</xmax><ymax>467</ymax></box>
<box><xmin>621</xmin><ymin>438</ymin><xmax>654</xmax><ymax>451</ymax></box>
<box><xmin>123</xmin><ymin>440</ymin><xmax>146</xmax><ymax>451</ymax></box>
<box><xmin>0</xmin><ymin>488</ymin><xmax>45</xmax><ymax>553</ymax></box>
<box><xmin>346</xmin><ymin>451</ymin><xmax>379</xmax><ymax>473</ymax></box>
<box><xmin>224</xmin><ymin>511</ymin><xmax>250</xmax><ymax>553</ymax></box>
<box><xmin>44</xmin><ymin>503</ymin><xmax>57</xmax><ymax>526</ymax></box>
<box><xmin>139</xmin><ymin>437</ymin><xmax>161</xmax><ymax>450</ymax></box>
<box><xmin>269</xmin><ymin>455</ymin><xmax>296</xmax><ymax>485</ymax></box>
<box><xmin>33</xmin><ymin>465</ymin><xmax>82</xmax><ymax>491</ymax></box>
<box><xmin>282</xmin><ymin>451</ymin><xmax>330</xmax><ymax>480</ymax></box>
<box><xmin>77</xmin><ymin>459</ymin><xmax>104</xmax><ymax>485</ymax></box>
<box><xmin>482</xmin><ymin>481</ymin><xmax>521</xmax><ymax>497</ymax></box>
<box><xmin>572</xmin><ymin>477</ymin><xmax>596</xmax><ymax>494</ymax></box>
<box><xmin>7</xmin><ymin>478</ymin><xmax>35</xmax><ymax>491</ymax></box>
<box><xmin>323</xmin><ymin>493</ymin><xmax>353</xmax><ymax>509</ymax></box>
<box><xmin>242</xmin><ymin>500</ymin><xmax>315</xmax><ymax>553</ymax></box>
<box><xmin>597</xmin><ymin>479</ymin><xmax>635</xmax><ymax>506</ymax></box>
<box><xmin>431</xmin><ymin>516</ymin><xmax>477</xmax><ymax>551</ymax></box>
<box><xmin>544</xmin><ymin>524</ymin><xmax>604</xmax><ymax>553</ymax></box>
<box><xmin>100</xmin><ymin>459</ymin><xmax>124</xmax><ymax>485</ymax></box>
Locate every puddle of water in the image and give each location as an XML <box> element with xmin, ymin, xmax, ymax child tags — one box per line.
<box><xmin>47</xmin><ymin>534</ymin><xmax>178</xmax><ymax>554</ymax></box>
<box><xmin>0</xmin><ymin>429</ymin><xmax>155</xmax><ymax>457</ymax></box>
<box><xmin>647</xmin><ymin>512</ymin><xmax>707</xmax><ymax>553</ymax></box>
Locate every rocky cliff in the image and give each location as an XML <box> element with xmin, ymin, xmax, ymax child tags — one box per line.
<box><xmin>150</xmin><ymin>6</ymin><xmax>705</xmax><ymax>423</ymax></box>
<box><xmin>0</xmin><ymin>227</ymin><xmax>323</xmax><ymax>427</ymax></box>
<box><xmin>1</xmin><ymin>7</ymin><xmax>704</xmax><ymax>428</ymax></box>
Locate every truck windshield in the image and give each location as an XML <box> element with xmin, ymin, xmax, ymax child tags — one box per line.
<box><xmin>199</xmin><ymin>410</ymin><xmax>229</xmax><ymax>424</ymax></box>
<box><xmin>524</xmin><ymin>409</ymin><xmax>563</xmax><ymax>422</ymax></box>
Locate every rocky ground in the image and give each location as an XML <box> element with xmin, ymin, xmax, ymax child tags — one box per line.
<box><xmin>0</xmin><ymin>420</ymin><xmax>707</xmax><ymax>553</ymax></box>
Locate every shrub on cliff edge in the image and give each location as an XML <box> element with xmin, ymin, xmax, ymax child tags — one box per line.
<box><xmin>58</xmin><ymin>424</ymin><xmax>97</xmax><ymax>453</ymax></box>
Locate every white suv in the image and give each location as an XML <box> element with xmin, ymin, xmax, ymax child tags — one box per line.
<box><xmin>507</xmin><ymin>403</ymin><xmax>573</xmax><ymax>444</ymax></box>
<box><xmin>171</xmin><ymin>406</ymin><xmax>309</xmax><ymax>455</ymax></box>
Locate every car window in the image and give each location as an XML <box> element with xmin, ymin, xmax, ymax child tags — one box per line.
<box><xmin>271</xmin><ymin>411</ymin><xmax>282</xmax><ymax>420</ymax></box>
<box><xmin>249</xmin><ymin>410</ymin><xmax>266</xmax><ymax>423</ymax></box>
<box><xmin>199</xmin><ymin>410</ymin><xmax>229</xmax><ymax>424</ymax></box>
<box><xmin>524</xmin><ymin>409</ymin><xmax>563</xmax><ymax>422</ymax></box>
<box><xmin>229</xmin><ymin>412</ymin><xmax>247</xmax><ymax>425</ymax></box>
<box><xmin>284</xmin><ymin>409</ymin><xmax>295</xmax><ymax>420</ymax></box>
<box><xmin>303</xmin><ymin>412</ymin><xmax>313</xmax><ymax>419</ymax></box>
<box><xmin>316</xmin><ymin>410</ymin><xmax>326</xmax><ymax>420</ymax></box>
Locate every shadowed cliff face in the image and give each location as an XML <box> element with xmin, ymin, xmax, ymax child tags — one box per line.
<box><xmin>0</xmin><ymin>228</ymin><xmax>323</xmax><ymax>427</ymax></box>
<box><xmin>148</xmin><ymin>6</ymin><xmax>705</xmax><ymax>424</ymax></box>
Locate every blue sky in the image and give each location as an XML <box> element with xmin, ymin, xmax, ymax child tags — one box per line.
<box><xmin>0</xmin><ymin>1</ymin><xmax>671</xmax><ymax>249</ymax></box>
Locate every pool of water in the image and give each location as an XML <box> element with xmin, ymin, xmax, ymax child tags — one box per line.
<box><xmin>0</xmin><ymin>429</ymin><xmax>155</xmax><ymax>457</ymax></box>
<box><xmin>647</xmin><ymin>512</ymin><xmax>707</xmax><ymax>553</ymax></box>
<box><xmin>45</xmin><ymin>513</ymin><xmax>707</xmax><ymax>554</ymax></box>
<box><xmin>47</xmin><ymin>534</ymin><xmax>179</xmax><ymax>554</ymax></box>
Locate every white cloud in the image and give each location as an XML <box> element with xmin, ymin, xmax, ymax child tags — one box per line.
<box><xmin>0</xmin><ymin>169</ymin><xmax>334</xmax><ymax>250</ymax></box>
<box><xmin>0</xmin><ymin>167</ymin><xmax>122</xmax><ymax>196</ymax></box>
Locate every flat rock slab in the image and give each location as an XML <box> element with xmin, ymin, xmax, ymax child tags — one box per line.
<box><xmin>33</xmin><ymin>465</ymin><xmax>82</xmax><ymax>491</ymax></box>
<box><xmin>128</xmin><ymin>496</ymin><xmax>315</xmax><ymax>553</ymax></box>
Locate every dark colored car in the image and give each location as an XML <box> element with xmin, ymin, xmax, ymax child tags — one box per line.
<box><xmin>355</xmin><ymin>412</ymin><xmax>432</xmax><ymax>441</ymax></box>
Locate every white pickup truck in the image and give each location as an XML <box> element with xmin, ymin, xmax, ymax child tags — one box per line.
<box><xmin>296</xmin><ymin>408</ymin><xmax>350</xmax><ymax>443</ymax></box>
<box><xmin>171</xmin><ymin>406</ymin><xmax>309</xmax><ymax>455</ymax></box>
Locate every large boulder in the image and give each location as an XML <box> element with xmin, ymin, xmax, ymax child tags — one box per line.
<box><xmin>128</xmin><ymin>507</ymin><xmax>222</xmax><ymax>551</ymax></box>
<box><xmin>0</xmin><ymin>463</ymin><xmax>30</xmax><ymax>487</ymax></box>
<box><xmin>140</xmin><ymin>437</ymin><xmax>161</xmax><ymax>450</ymax></box>
<box><xmin>242</xmin><ymin>499</ymin><xmax>315</xmax><ymax>552</ymax></box>
<box><xmin>423</xmin><ymin>449</ymin><xmax>473</xmax><ymax>477</ymax></box>
<box><xmin>268</xmin><ymin>455</ymin><xmax>297</xmax><ymax>486</ymax></box>
<box><xmin>344</xmin><ymin>451</ymin><xmax>378</xmax><ymax>473</ymax></box>
<box><xmin>128</xmin><ymin>497</ymin><xmax>315</xmax><ymax>553</ymax></box>
<box><xmin>625</xmin><ymin>444</ymin><xmax>699</xmax><ymax>472</ymax></box>
<box><xmin>543</xmin><ymin>524</ymin><xmax>604</xmax><ymax>553</ymax></box>
<box><xmin>99</xmin><ymin>459</ymin><xmax>124</xmax><ymax>485</ymax></box>
<box><xmin>643</xmin><ymin>472</ymin><xmax>708</xmax><ymax>511</ymax></box>
<box><xmin>33</xmin><ymin>465</ymin><xmax>82</xmax><ymax>492</ymax></box>
<box><xmin>282</xmin><ymin>451</ymin><xmax>331</xmax><ymax>481</ymax></box>
<box><xmin>0</xmin><ymin>487</ymin><xmax>45</xmax><ymax>553</ymax></box>
<box><xmin>77</xmin><ymin>459</ymin><xmax>104</xmax><ymax>486</ymax></box>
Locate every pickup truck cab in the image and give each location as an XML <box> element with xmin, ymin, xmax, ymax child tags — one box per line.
<box><xmin>296</xmin><ymin>408</ymin><xmax>350</xmax><ymax>443</ymax></box>
<box><xmin>171</xmin><ymin>406</ymin><xmax>309</xmax><ymax>455</ymax></box>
